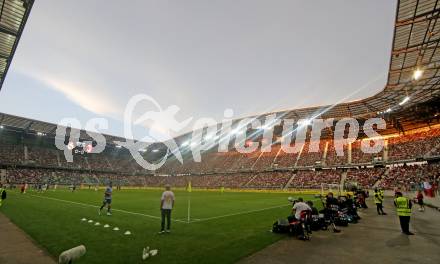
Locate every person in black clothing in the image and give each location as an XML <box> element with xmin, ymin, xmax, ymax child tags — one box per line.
<box><xmin>306</xmin><ymin>200</ymin><xmax>319</xmax><ymax>215</ymax></box>
<box><xmin>324</xmin><ymin>192</ymin><xmax>341</xmax><ymax>233</ymax></box>
<box><xmin>346</xmin><ymin>194</ymin><xmax>360</xmax><ymax>220</ymax></box>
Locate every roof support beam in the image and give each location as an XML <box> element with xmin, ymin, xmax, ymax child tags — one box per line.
<box><xmin>396</xmin><ymin>8</ymin><xmax>440</xmax><ymax>27</ymax></box>
<box><xmin>0</xmin><ymin>25</ymin><xmax>17</xmax><ymax>37</ymax></box>
<box><xmin>24</xmin><ymin>121</ymin><xmax>33</xmax><ymax>133</ymax></box>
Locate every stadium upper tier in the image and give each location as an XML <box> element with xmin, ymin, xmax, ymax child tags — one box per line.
<box><xmin>1</xmin><ymin>0</ymin><xmax>440</xmax><ymax>145</ymax></box>
<box><xmin>1</xmin><ymin>0</ymin><xmax>440</xmax><ymax>176</ymax></box>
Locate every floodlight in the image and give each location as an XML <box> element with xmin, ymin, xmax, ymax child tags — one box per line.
<box><xmin>399</xmin><ymin>96</ymin><xmax>410</xmax><ymax>106</ymax></box>
<box><xmin>413</xmin><ymin>69</ymin><xmax>423</xmax><ymax>80</ymax></box>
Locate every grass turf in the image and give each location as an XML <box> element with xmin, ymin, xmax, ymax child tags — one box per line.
<box><xmin>1</xmin><ymin>188</ymin><xmax>319</xmax><ymax>264</ymax></box>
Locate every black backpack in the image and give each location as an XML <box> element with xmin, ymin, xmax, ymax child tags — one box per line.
<box><xmin>1</xmin><ymin>189</ymin><xmax>6</xmax><ymax>200</ymax></box>
<box><xmin>272</xmin><ymin>219</ymin><xmax>290</xmax><ymax>233</ymax></box>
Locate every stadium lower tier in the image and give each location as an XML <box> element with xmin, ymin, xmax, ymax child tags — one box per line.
<box><xmin>3</xmin><ymin>162</ymin><xmax>439</xmax><ymax>191</ymax></box>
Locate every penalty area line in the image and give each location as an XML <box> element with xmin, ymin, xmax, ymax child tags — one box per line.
<box><xmin>22</xmin><ymin>193</ymin><xmax>188</xmax><ymax>224</ymax></box>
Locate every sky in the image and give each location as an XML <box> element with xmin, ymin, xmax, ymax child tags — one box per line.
<box><xmin>0</xmin><ymin>0</ymin><xmax>397</xmax><ymax>142</ymax></box>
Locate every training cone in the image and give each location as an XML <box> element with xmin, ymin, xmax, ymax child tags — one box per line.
<box><xmin>124</xmin><ymin>231</ymin><xmax>131</xmax><ymax>235</ymax></box>
<box><xmin>81</xmin><ymin>218</ymin><xmax>87</xmax><ymax>222</ymax></box>
<box><xmin>113</xmin><ymin>227</ymin><xmax>119</xmax><ymax>231</ymax></box>
<box><xmin>103</xmin><ymin>224</ymin><xmax>110</xmax><ymax>228</ymax></box>
<box><xmin>94</xmin><ymin>222</ymin><xmax>100</xmax><ymax>226</ymax></box>
<box><xmin>142</xmin><ymin>247</ymin><xmax>150</xmax><ymax>260</ymax></box>
<box><xmin>88</xmin><ymin>220</ymin><xmax>93</xmax><ymax>223</ymax></box>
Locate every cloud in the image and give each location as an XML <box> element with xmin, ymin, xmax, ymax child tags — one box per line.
<box><xmin>5</xmin><ymin>0</ymin><xmax>395</xmax><ymax>142</ymax></box>
<box><xmin>38</xmin><ymin>75</ymin><xmax>119</xmax><ymax>115</ymax></box>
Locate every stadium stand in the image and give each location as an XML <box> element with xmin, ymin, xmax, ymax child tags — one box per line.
<box><xmin>2</xmin><ymin>0</ymin><xmax>440</xmax><ymax>192</ymax></box>
<box><xmin>1</xmin><ymin>123</ymin><xmax>440</xmax><ymax>192</ymax></box>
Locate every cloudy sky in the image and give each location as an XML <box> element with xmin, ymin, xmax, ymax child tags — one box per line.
<box><xmin>0</xmin><ymin>0</ymin><xmax>396</xmax><ymax>141</ymax></box>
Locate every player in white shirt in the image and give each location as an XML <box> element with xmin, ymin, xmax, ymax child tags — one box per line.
<box><xmin>292</xmin><ymin>197</ymin><xmax>312</xmax><ymax>220</ymax></box>
<box><xmin>159</xmin><ymin>185</ymin><xmax>175</xmax><ymax>234</ymax></box>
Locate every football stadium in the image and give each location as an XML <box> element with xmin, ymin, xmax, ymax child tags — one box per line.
<box><xmin>0</xmin><ymin>0</ymin><xmax>440</xmax><ymax>263</ymax></box>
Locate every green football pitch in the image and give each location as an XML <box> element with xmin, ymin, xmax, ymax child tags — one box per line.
<box><xmin>1</xmin><ymin>188</ymin><xmax>319</xmax><ymax>264</ymax></box>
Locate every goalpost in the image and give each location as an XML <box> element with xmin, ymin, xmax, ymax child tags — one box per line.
<box><xmin>321</xmin><ymin>183</ymin><xmax>342</xmax><ymax>197</ymax></box>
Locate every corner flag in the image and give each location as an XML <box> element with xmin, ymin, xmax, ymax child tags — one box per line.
<box><xmin>187</xmin><ymin>181</ymin><xmax>192</xmax><ymax>223</ymax></box>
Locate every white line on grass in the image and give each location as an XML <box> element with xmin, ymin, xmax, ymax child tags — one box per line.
<box><xmin>14</xmin><ymin>192</ymin><xmax>321</xmax><ymax>225</ymax></box>
<box><xmin>191</xmin><ymin>198</ymin><xmax>322</xmax><ymax>223</ymax></box>
<box><xmin>22</xmin><ymin>193</ymin><xmax>188</xmax><ymax>224</ymax></box>
<box><xmin>192</xmin><ymin>204</ymin><xmax>290</xmax><ymax>223</ymax></box>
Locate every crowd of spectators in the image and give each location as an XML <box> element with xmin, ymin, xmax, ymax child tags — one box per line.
<box><xmin>0</xmin><ymin>142</ymin><xmax>23</xmax><ymax>165</ymax></box>
<box><xmin>290</xmin><ymin>170</ymin><xmax>341</xmax><ymax>189</ymax></box>
<box><xmin>345</xmin><ymin>167</ymin><xmax>385</xmax><ymax>189</ymax></box>
<box><xmin>4</xmin><ymin>129</ymin><xmax>439</xmax><ymax>174</ymax></box>
<box><xmin>388</xmin><ymin>127</ymin><xmax>440</xmax><ymax>161</ymax></box>
<box><xmin>379</xmin><ymin>163</ymin><xmax>440</xmax><ymax>190</ymax></box>
<box><xmin>27</xmin><ymin>146</ymin><xmax>59</xmax><ymax>167</ymax></box>
<box><xmin>246</xmin><ymin>171</ymin><xmax>293</xmax><ymax>189</ymax></box>
<box><xmin>351</xmin><ymin>140</ymin><xmax>383</xmax><ymax>164</ymax></box>
<box><xmin>1</xmin><ymin>127</ymin><xmax>440</xmax><ymax>190</ymax></box>
<box><xmin>325</xmin><ymin>140</ymin><xmax>348</xmax><ymax>166</ymax></box>
<box><xmin>4</xmin><ymin>163</ymin><xmax>439</xmax><ymax>191</ymax></box>
<box><xmin>296</xmin><ymin>141</ymin><xmax>326</xmax><ymax>167</ymax></box>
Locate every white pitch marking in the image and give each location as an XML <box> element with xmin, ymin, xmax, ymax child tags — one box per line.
<box><xmin>188</xmin><ymin>198</ymin><xmax>322</xmax><ymax>223</ymax></box>
<box><xmin>192</xmin><ymin>204</ymin><xmax>291</xmax><ymax>223</ymax></box>
<box><xmin>20</xmin><ymin>192</ymin><xmax>316</xmax><ymax>225</ymax></box>
<box><xmin>24</xmin><ymin>193</ymin><xmax>188</xmax><ymax>223</ymax></box>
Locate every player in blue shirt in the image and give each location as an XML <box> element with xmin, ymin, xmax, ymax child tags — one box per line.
<box><xmin>99</xmin><ymin>182</ymin><xmax>113</xmax><ymax>216</ymax></box>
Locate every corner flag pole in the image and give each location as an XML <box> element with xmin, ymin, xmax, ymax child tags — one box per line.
<box><xmin>187</xmin><ymin>198</ymin><xmax>191</xmax><ymax>223</ymax></box>
<box><xmin>187</xmin><ymin>181</ymin><xmax>192</xmax><ymax>223</ymax></box>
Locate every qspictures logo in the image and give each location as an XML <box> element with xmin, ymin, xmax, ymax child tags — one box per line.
<box><xmin>55</xmin><ymin>94</ymin><xmax>386</xmax><ymax>170</ymax></box>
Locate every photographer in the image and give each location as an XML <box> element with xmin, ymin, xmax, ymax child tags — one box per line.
<box><xmin>306</xmin><ymin>200</ymin><xmax>319</xmax><ymax>215</ymax></box>
<box><xmin>324</xmin><ymin>192</ymin><xmax>341</xmax><ymax>233</ymax></box>
<box><xmin>291</xmin><ymin>198</ymin><xmax>311</xmax><ymax>220</ymax></box>
<box><xmin>346</xmin><ymin>194</ymin><xmax>360</xmax><ymax>220</ymax></box>
<box><xmin>289</xmin><ymin>197</ymin><xmax>311</xmax><ymax>240</ymax></box>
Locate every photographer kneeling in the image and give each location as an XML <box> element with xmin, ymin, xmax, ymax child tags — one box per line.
<box><xmin>288</xmin><ymin>198</ymin><xmax>312</xmax><ymax>240</ymax></box>
<box><xmin>323</xmin><ymin>192</ymin><xmax>341</xmax><ymax>233</ymax></box>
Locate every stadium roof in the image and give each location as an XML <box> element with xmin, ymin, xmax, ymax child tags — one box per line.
<box><xmin>1</xmin><ymin>0</ymin><xmax>440</xmax><ymax>142</ymax></box>
<box><xmin>265</xmin><ymin>0</ymin><xmax>440</xmax><ymax>121</ymax></box>
<box><xmin>0</xmin><ymin>0</ymin><xmax>33</xmax><ymax>91</ymax></box>
<box><xmin>0</xmin><ymin>112</ymin><xmax>128</xmax><ymax>144</ymax></box>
